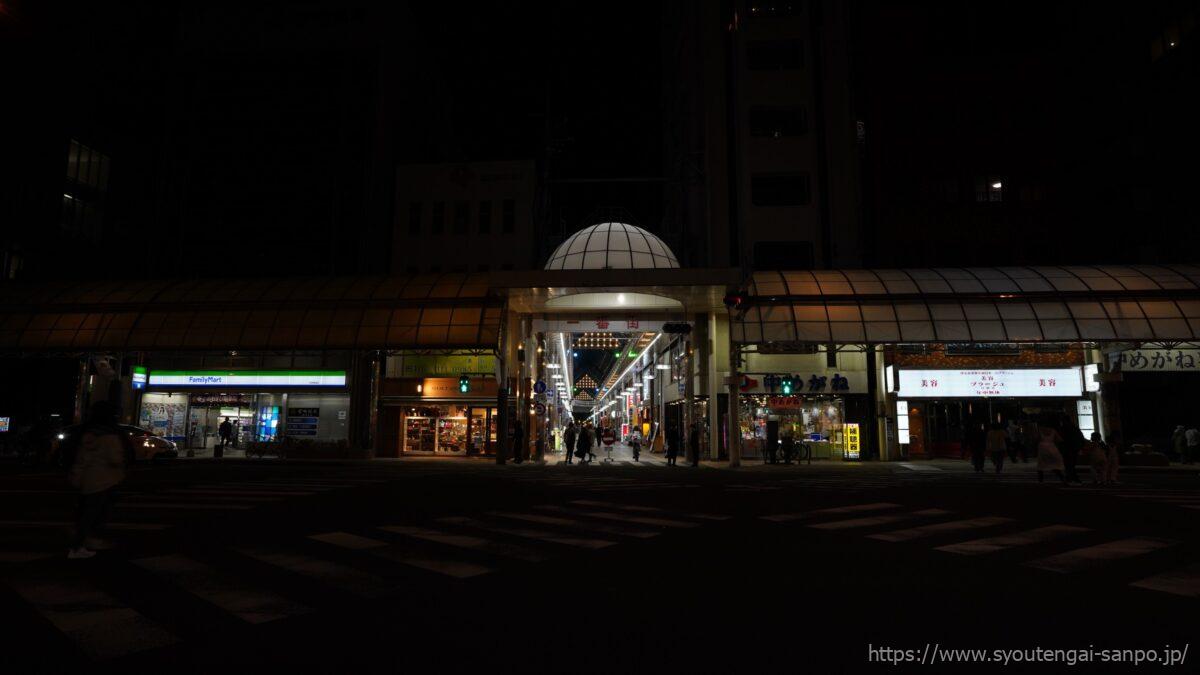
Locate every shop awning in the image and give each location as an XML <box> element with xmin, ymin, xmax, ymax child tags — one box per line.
<box><xmin>732</xmin><ymin>266</ymin><xmax>1200</xmax><ymax>344</ymax></box>
<box><xmin>0</xmin><ymin>275</ymin><xmax>503</xmax><ymax>352</ymax></box>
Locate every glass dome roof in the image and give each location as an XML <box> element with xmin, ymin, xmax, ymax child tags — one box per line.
<box><xmin>544</xmin><ymin>222</ymin><xmax>679</xmax><ymax>270</ymax></box>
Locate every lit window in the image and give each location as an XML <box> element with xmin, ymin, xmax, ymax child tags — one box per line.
<box><xmin>976</xmin><ymin>178</ymin><xmax>1004</xmax><ymax>203</ymax></box>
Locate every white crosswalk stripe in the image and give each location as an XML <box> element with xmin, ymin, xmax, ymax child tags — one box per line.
<box><xmin>378</xmin><ymin>525</ymin><xmax>548</xmax><ymax>562</ymax></box>
<box><xmin>808</xmin><ymin>509</ymin><xmax>952</xmax><ymax>530</ymax></box>
<box><xmin>533</xmin><ymin>504</ymin><xmax>699</xmax><ymax>528</ymax></box>
<box><xmin>310</xmin><ymin>530</ymin><xmax>493</xmax><ymax>578</ymax></box>
<box><xmin>1130</xmin><ymin>563</ymin><xmax>1200</xmax><ymax>598</ymax></box>
<box><xmin>489</xmin><ymin>510</ymin><xmax>660</xmax><ymax>539</ymax></box>
<box><xmin>935</xmin><ymin>525</ymin><xmax>1091</xmax><ymax>555</ymax></box>
<box><xmin>308</xmin><ymin>531</ymin><xmax>387</xmax><ymax>550</ymax></box>
<box><xmin>118</xmin><ymin>502</ymin><xmax>255</xmax><ymax>511</ymax></box>
<box><xmin>761</xmin><ymin>502</ymin><xmax>902</xmax><ymax>523</ymax></box>
<box><xmin>235</xmin><ymin>547</ymin><xmax>394</xmax><ymax>598</ymax></box>
<box><xmin>1024</xmin><ymin>537</ymin><xmax>1176</xmax><ymax>573</ymax></box>
<box><xmin>8</xmin><ymin>573</ymin><xmax>180</xmax><ymax>660</ymax></box>
<box><xmin>133</xmin><ymin>554</ymin><xmax>311</xmax><ymax>624</ymax></box>
<box><xmin>570</xmin><ymin>499</ymin><xmax>731</xmax><ymax>521</ymax></box>
<box><xmin>435</xmin><ymin>516</ymin><xmax>616</xmax><ymax>549</ymax></box>
<box><xmin>868</xmin><ymin>516</ymin><xmax>1014</xmax><ymax>542</ymax></box>
<box><xmin>0</xmin><ymin>520</ymin><xmax>169</xmax><ymax>531</ymax></box>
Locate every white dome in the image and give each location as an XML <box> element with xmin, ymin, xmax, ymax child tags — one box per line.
<box><xmin>544</xmin><ymin>222</ymin><xmax>680</xmax><ymax>270</ymax></box>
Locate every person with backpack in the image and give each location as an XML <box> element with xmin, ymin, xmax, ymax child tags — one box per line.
<box><xmin>67</xmin><ymin>401</ymin><xmax>130</xmax><ymax>559</ymax></box>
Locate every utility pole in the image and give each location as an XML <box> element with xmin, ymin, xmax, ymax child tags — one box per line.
<box><xmin>727</xmin><ymin>318</ymin><xmax>741</xmax><ymax>468</ymax></box>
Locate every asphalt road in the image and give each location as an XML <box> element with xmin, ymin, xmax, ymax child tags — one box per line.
<box><xmin>1</xmin><ymin>453</ymin><xmax>1198</xmax><ymax>673</ymax></box>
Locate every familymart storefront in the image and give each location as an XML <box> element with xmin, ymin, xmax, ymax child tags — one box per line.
<box><xmin>137</xmin><ymin>369</ymin><xmax>351</xmax><ymax>451</ymax></box>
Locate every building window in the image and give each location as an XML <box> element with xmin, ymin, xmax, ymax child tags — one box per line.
<box><xmin>478</xmin><ymin>200</ymin><xmax>492</xmax><ymax>234</ymax></box>
<box><xmin>747</xmin><ymin>0</ymin><xmax>802</xmax><ymax>18</ymax></box>
<box><xmin>502</xmin><ymin>199</ymin><xmax>515</xmax><ymax>233</ymax></box>
<box><xmin>453</xmin><ymin>200</ymin><xmax>469</xmax><ymax>234</ymax></box>
<box><xmin>62</xmin><ymin>139</ymin><xmax>110</xmax><ymax>238</ymax></box>
<box><xmin>751</xmin><ymin>173</ymin><xmax>811</xmax><ymax>206</ymax></box>
<box><xmin>66</xmin><ymin>139</ymin><xmax>110</xmax><ymax>191</ymax></box>
<box><xmin>976</xmin><ymin>178</ymin><xmax>1004</xmax><ymax>203</ymax></box>
<box><xmin>408</xmin><ymin>202</ymin><xmax>422</xmax><ymax>234</ymax></box>
<box><xmin>746</xmin><ymin>40</ymin><xmax>804</xmax><ymax>70</ymax></box>
<box><xmin>749</xmin><ymin>106</ymin><xmax>808</xmax><ymax>137</ymax></box>
<box><xmin>432</xmin><ymin>201</ymin><xmax>445</xmax><ymax>233</ymax></box>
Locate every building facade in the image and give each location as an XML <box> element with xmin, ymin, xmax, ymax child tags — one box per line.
<box><xmin>393</xmin><ymin>161</ymin><xmax>538</xmax><ymax>274</ymax></box>
<box><xmin>662</xmin><ymin>0</ymin><xmax>862</xmax><ymax>270</ymax></box>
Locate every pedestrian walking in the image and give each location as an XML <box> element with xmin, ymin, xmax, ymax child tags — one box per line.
<box><xmin>563</xmin><ymin>422</ymin><xmax>577</xmax><ymax>464</ymax></box>
<box><xmin>629</xmin><ymin>427</ymin><xmax>642</xmax><ymax>462</ymax></box>
<box><xmin>1172</xmin><ymin>425</ymin><xmax>1188</xmax><ymax>463</ymax></box>
<box><xmin>576</xmin><ymin>423</ymin><xmax>593</xmax><ymax>464</ymax></box>
<box><xmin>986</xmin><ymin>423</ymin><xmax>1007</xmax><ymax>473</ymax></box>
<box><xmin>1058</xmin><ymin>418</ymin><xmax>1084</xmax><ymax>484</ymax></box>
<box><xmin>511</xmin><ymin>420</ymin><xmax>525</xmax><ymax>464</ymax></box>
<box><xmin>67</xmin><ymin>401</ymin><xmax>130</xmax><ymax>559</ymax></box>
<box><xmin>1006</xmin><ymin>419</ymin><xmax>1023</xmax><ymax>462</ymax></box>
<box><xmin>1085</xmin><ymin>432</ymin><xmax>1108</xmax><ymax>485</ymax></box>
<box><xmin>216</xmin><ymin>416</ymin><xmax>233</xmax><ymax>458</ymax></box>
<box><xmin>666</xmin><ymin>423</ymin><xmax>681</xmax><ymax>466</ymax></box>
<box><xmin>689</xmin><ymin>420</ymin><xmax>701</xmax><ymax>467</ymax></box>
<box><xmin>1022</xmin><ymin>418</ymin><xmax>1040</xmax><ymax>464</ymax></box>
<box><xmin>1186</xmin><ymin>427</ymin><xmax>1200</xmax><ymax>465</ymax></box>
<box><xmin>1036</xmin><ymin>422</ymin><xmax>1068</xmax><ymax>485</ymax></box>
<box><xmin>967</xmin><ymin>423</ymin><xmax>987</xmax><ymax>473</ymax></box>
<box><xmin>1104</xmin><ymin>432</ymin><xmax>1122</xmax><ymax>485</ymax></box>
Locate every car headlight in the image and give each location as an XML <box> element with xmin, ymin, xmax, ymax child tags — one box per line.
<box><xmin>57</xmin><ymin>433</ymin><xmax>65</xmax><ymax>440</ymax></box>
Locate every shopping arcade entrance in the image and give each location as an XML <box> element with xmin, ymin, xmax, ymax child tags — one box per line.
<box><xmin>3</xmin><ymin>265</ymin><xmax>1200</xmax><ymax>462</ymax></box>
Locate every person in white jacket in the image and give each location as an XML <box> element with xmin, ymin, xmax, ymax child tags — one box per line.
<box><xmin>68</xmin><ymin>401</ymin><xmax>128</xmax><ymax>559</ymax></box>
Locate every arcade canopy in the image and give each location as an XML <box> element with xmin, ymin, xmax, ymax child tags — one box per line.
<box><xmin>732</xmin><ymin>266</ymin><xmax>1200</xmax><ymax>344</ymax></box>
<box><xmin>0</xmin><ymin>275</ymin><xmax>503</xmax><ymax>352</ymax></box>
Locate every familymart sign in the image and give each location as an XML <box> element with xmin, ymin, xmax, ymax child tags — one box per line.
<box><xmin>147</xmin><ymin>370</ymin><xmax>347</xmax><ymax>387</ymax></box>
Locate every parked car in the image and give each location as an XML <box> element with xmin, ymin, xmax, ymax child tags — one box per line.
<box><xmin>56</xmin><ymin>424</ymin><xmax>178</xmax><ymax>463</ymax></box>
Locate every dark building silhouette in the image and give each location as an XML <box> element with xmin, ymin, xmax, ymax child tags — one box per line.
<box><xmin>1</xmin><ymin>0</ymin><xmax>427</xmax><ymax>280</ymax></box>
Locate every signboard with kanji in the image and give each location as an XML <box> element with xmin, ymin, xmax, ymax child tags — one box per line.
<box><xmin>844</xmin><ymin>423</ymin><xmax>861</xmax><ymax>460</ymax></box>
<box><xmin>897</xmin><ymin>368</ymin><xmax>1083</xmax><ymax>398</ymax></box>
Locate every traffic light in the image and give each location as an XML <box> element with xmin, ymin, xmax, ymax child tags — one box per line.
<box><xmin>781</xmin><ymin>376</ymin><xmax>794</xmax><ymax>395</ymax></box>
<box><xmin>459</xmin><ymin>374</ymin><xmax>470</xmax><ymax>393</ymax></box>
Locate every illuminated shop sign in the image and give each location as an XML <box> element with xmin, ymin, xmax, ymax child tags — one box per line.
<box><xmin>844</xmin><ymin>423</ymin><xmax>861</xmax><ymax>460</ymax></box>
<box><xmin>897</xmin><ymin>368</ymin><xmax>1082</xmax><ymax>398</ymax></box>
<box><xmin>1115</xmin><ymin>349</ymin><xmax>1200</xmax><ymax>372</ymax></box>
<box><xmin>147</xmin><ymin>370</ymin><xmax>347</xmax><ymax>387</ymax></box>
<box><xmin>131</xmin><ymin>366</ymin><xmax>147</xmax><ymax>390</ymax></box>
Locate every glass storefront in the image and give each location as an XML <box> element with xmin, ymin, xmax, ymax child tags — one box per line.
<box><xmin>401</xmin><ymin>403</ymin><xmax>498</xmax><ymax>455</ymax></box>
<box><xmin>739</xmin><ymin>394</ymin><xmax>848</xmax><ymax>460</ymax></box>
<box><xmin>138</xmin><ymin>391</ymin><xmax>349</xmax><ymax>450</ymax></box>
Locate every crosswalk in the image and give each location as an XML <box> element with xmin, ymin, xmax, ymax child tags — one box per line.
<box><xmin>0</xmin><ymin>497</ymin><xmax>730</xmax><ymax>663</ymax></box>
<box><xmin>761</xmin><ymin>501</ymin><xmax>1196</xmax><ymax>600</ymax></box>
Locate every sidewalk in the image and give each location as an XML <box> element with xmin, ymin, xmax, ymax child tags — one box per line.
<box><xmin>547</xmin><ymin>442</ymin><xmax>669</xmax><ymax>466</ymax></box>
